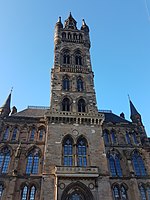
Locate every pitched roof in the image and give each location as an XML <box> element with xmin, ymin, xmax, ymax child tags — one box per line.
<box><xmin>11</xmin><ymin>108</ymin><xmax>48</xmax><ymax>118</ymax></box>
<box><xmin>100</xmin><ymin>111</ymin><xmax>130</xmax><ymax>124</ymax></box>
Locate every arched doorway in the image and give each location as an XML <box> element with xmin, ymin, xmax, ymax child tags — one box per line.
<box><xmin>61</xmin><ymin>181</ymin><xmax>94</xmax><ymax>200</ymax></box>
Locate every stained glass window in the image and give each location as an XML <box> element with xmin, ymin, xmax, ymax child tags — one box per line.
<box><xmin>39</xmin><ymin>129</ymin><xmax>44</xmax><ymax>141</ymax></box>
<box><xmin>109</xmin><ymin>154</ymin><xmax>122</xmax><ymax>177</ymax></box>
<box><xmin>29</xmin><ymin>186</ymin><xmax>36</xmax><ymax>200</ymax></box>
<box><xmin>77</xmin><ymin>138</ymin><xmax>87</xmax><ymax>167</ymax></box>
<box><xmin>0</xmin><ymin>147</ymin><xmax>10</xmax><ymax>173</ymax></box>
<box><xmin>26</xmin><ymin>151</ymin><xmax>39</xmax><ymax>174</ymax></box>
<box><xmin>113</xmin><ymin>186</ymin><xmax>120</xmax><ymax>200</ymax></box>
<box><xmin>21</xmin><ymin>186</ymin><xmax>28</xmax><ymax>200</ymax></box>
<box><xmin>63</xmin><ymin>138</ymin><xmax>73</xmax><ymax>166</ymax></box>
<box><xmin>11</xmin><ymin>128</ymin><xmax>17</xmax><ymax>141</ymax></box>
<box><xmin>2</xmin><ymin>127</ymin><xmax>9</xmax><ymax>141</ymax></box>
<box><xmin>139</xmin><ymin>186</ymin><xmax>146</xmax><ymax>200</ymax></box>
<box><xmin>132</xmin><ymin>152</ymin><xmax>146</xmax><ymax>176</ymax></box>
<box><xmin>113</xmin><ymin>185</ymin><xmax>128</xmax><ymax>200</ymax></box>
<box><xmin>30</xmin><ymin>128</ymin><xmax>35</xmax><ymax>141</ymax></box>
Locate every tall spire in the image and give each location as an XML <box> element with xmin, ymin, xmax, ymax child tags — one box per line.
<box><xmin>0</xmin><ymin>92</ymin><xmax>11</xmax><ymax>117</ymax></box>
<box><xmin>129</xmin><ymin>97</ymin><xmax>142</xmax><ymax>125</ymax></box>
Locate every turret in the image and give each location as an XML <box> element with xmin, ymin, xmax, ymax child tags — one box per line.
<box><xmin>0</xmin><ymin>93</ymin><xmax>11</xmax><ymax>117</ymax></box>
<box><xmin>81</xmin><ymin>19</ymin><xmax>90</xmax><ymax>48</ymax></box>
<box><xmin>54</xmin><ymin>16</ymin><xmax>63</xmax><ymax>45</ymax></box>
<box><xmin>129</xmin><ymin>99</ymin><xmax>146</xmax><ymax>136</ymax></box>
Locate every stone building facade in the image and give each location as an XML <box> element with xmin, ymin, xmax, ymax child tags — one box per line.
<box><xmin>0</xmin><ymin>13</ymin><xmax>150</xmax><ymax>200</ymax></box>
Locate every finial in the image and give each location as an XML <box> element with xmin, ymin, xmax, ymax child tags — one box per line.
<box><xmin>58</xmin><ymin>16</ymin><xmax>61</xmax><ymax>23</ymax></box>
<box><xmin>82</xmin><ymin>19</ymin><xmax>86</xmax><ymax>26</ymax></box>
<box><xmin>11</xmin><ymin>87</ymin><xmax>13</xmax><ymax>94</ymax></box>
<box><xmin>128</xmin><ymin>94</ymin><xmax>130</xmax><ymax>101</ymax></box>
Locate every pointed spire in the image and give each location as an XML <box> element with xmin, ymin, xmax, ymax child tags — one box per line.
<box><xmin>0</xmin><ymin>92</ymin><xmax>11</xmax><ymax>117</ymax></box>
<box><xmin>55</xmin><ymin>16</ymin><xmax>63</xmax><ymax>28</ymax></box>
<box><xmin>81</xmin><ymin>19</ymin><xmax>89</xmax><ymax>32</ymax></box>
<box><xmin>64</xmin><ymin>12</ymin><xmax>77</xmax><ymax>29</ymax></box>
<box><xmin>130</xmin><ymin>99</ymin><xmax>140</xmax><ymax>117</ymax></box>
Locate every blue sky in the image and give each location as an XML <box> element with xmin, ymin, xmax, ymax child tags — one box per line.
<box><xmin>0</xmin><ymin>1</ymin><xmax>150</xmax><ymax>135</ymax></box>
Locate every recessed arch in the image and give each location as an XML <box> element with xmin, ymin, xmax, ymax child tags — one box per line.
<box><xmin>61</xmin><ymin>181</ymin><xmax>94</xmax><ymax>200</ymax></box>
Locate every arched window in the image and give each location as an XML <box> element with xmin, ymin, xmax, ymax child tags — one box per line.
<box><xmin>21</xmin><ymin>185</ymin><xmax>36</xmax><ymax>200</ymax></box>
<box><xmin>111</xmin><ymin>130</ymin><xmax>117</xmax><ymax>144</ymax></box>
<box><xmin>0</xmin><ymin>147</ymin><xmax>10</xmax><ymax>173</ymax></box>
<box><xmin>21</xmin><ymin>185</ymin><xmax>28</xmax><ymax>200</ymax></box>
<box><xmin>78</xmin><ymin>99</ymin><xmax>86</xmax><ymax>112</ymax></box>
<box><xmin>77</xmin><ymin>77</ymin><xmax>84</xmax><ymax>92</ymax></box>
<box><xmin>11</xmin><ymin>127</ymin><xmax>17</xmax><ymax>141</ymax></box>
<box><xmin>62</xmin><ymin>32</ymin><xmax>66</xmax><ymax>39</ymax></box>
<box><xmin>112</xmin><ymin>185</ymin><xmax>128</xmax><ymax>200</ymax></box>
<box><xmin>63</xmin><ymin>50</ymin><xmax>70</xmax><ymax>64</ymax></box>
<box><xmin>132</xmin><ymin>132</ymin><xmax>138</xmax><ymax>144</ymax></box>
<box><xmin>62</xmin><ymin>98</ymin><xmax>70</xmax><ymax>111</ymax></box>
<box><xmin>30</xmin><ymin>128</ymin><xmax>36</xmax><ymax>141</ymax></box>
<box><xmin>108</xmin><ymin>154</ymin><xmax>122</xmax><ymax>177</ymax></box>
<box><xmin>147</xmin><ymin>187</ymin><xmax>150</xmax><ymax>200</ymax></box>
<box><xmin>125</xmin><ymin>132</ymin><xmax>131</xmax><ymax>144</ymax></box>
<box><xmin>77</xmin><ymin>138</ymin><xmax>87</xmax><ymax>167</ymax></box>
<box><xmin>26</xmin><ymin>150</ymin><xmax>40</xmax><ymax>174</ymax></box>
<box><xmin>103</xmin><ymin>130</ymin><xmax>110</xmax><ymax>145</ymax></box>
<box><xmin>132</xmin><ymin>151</ymin><xmax>146</xmax><ymax>176</ymax></box>
<box><xmin>121</xmin><ymin>185</ymin><xmax>128</xmax><ymax>199</ymax></box>
<box><xmin>75</xmin><ymin>50</ymin><xmax>82</xmax><ymax>65</ymax></box>
<box><xmin>29</xmin><ymin>186</ymin><xmax>36</xmax><ymax>200</ymax></box>
<box><xmin>0</xmin><ymin>184</ymin><xmax>4</xmax><ymax>198</ymax></box>
<box><xmin>113</xmin><ymin>185</ymin><xmax>120</xmax><ymax>200</ymax></box>
<box><xmin>63</xmin><ymin>137</ymin><xmax>73</xmax><ymax>166</ymax></box>
<box><xmin>139</xmin><ymin>185</ymin><xmax>146</xmax><ymax>200</ymax></box>
<box><xmin>39</xmin><ymin>129</ymin><xmax>44</xmax><ymax>141</ymax></box>
<box><xmin>63</xmin><ymin>76</ymin><xmax>70</xmax><ymax>91</ymax></box>
<box><xmin>2</xmin><ymin>127</ymin><xmax>9</xmax><ymax>141</ymax></box>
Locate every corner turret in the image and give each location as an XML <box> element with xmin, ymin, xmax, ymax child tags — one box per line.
<box><xmin>54</xmin><ymin>16</ymin><xmax>63</xmax><ymax>45</ymax></box>
<box><xmin>0</xmin><ymin>93</ymin><xmax>11</xmax><ymax>117</ymax></box>
<box><xmin>81</xmin><ymin>19</ymin><xmax>90</xmax><ymax>48</ymax></box>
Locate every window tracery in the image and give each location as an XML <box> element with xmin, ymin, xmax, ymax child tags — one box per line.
<box><xmin>62</xmin><ymin>98</ymin><xmax>70</xmax><ymax>111</ymax></box>
<box><xmin>132</xmin><ymin>151</ymin><xmax>146</xmax><ymax>176</ymax></box>
<box><xmin>108</xmin><ymin>152</ymin><xmax>122</xmax><ymax>177</ymax></box>
<box><xmin>78</xmin><ymin>99</ymin><xmax>86</xmax><ymax>112</ymax></box>
<box><xmin>26</xmin><ymin>149</ymin><xmax>40</xmax><ymax>174</ymax></box>
<box><xmin>0</xmin><ymin>146</ymin><xmax>11</xmax><ymax>173</ymax></box>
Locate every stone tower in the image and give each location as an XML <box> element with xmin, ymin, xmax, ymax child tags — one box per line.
<box><xmin>50</xmin><ymin>12</ymin><xmax>98</xmax><ymax>115</ymax></box>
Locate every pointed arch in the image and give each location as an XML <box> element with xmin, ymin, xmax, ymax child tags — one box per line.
<box><xmin>78</xmin><ymin>98</ymin><xmax>86</xmax><ymax>112</ymax></box>
<box><xmin>107</xmin><ymin>150</ymin><xmax>122</xmax><ymax>177</ymax></box>
<box><xmin>76</xmin><ymin>136</ymin><xmax>88</xmax><ymax>167</ymax></box>
<box><xmin>74</xmin><ymin>49</ymin><xmax>83</xmax><ymax>65</ymax></box>
<box><xmin>62</xmin><ymin>75</ymin><xmax>70</xmax><ymax>91</ymax></box>
<box><xmin>62</xmin><ymin>97</ymin><xmax>71</xmax><ymax>111</ymax></box>
<box><xmin>62</xmin><ymin>135</ymin><xmax>74</xmax><ymax>166</ymax></box>
<box><xmin>62</xmin><ymin>49</ymin><xmax>71</xmax><ymax>65</ymax></box>
<box><xmin>77</xmin><ymin>76</ymin><xmax>84</xmax><ymax>92</ymax></box>
<box><xmin>103</xmin><ymin>129</ymin><xmax>110</xmax><ymax>145</ymax></box>
<box><xmin>26</xmin><ymin>147</ymin><xmax>41</xmax><ymax>175</ymax></box>
<box><xmin>0</xmin><ymin>146</ymin><xmax>11</xmax><ymax>173</ymax></box>
<box><xmin>61</xmin><ymin>181</ymin><xmax>94</xmax><ymax>200</ymax></box>
<box><xmin>131</xmin><ymin>150</ymin><xmax>146</xmax><ymax>176</ymax></box>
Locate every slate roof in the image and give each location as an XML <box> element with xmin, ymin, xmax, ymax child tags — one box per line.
<box><xmin>11</xmin><ymin>108</ymin><xmax>48</xmax><ymax>118</ymax></box>
<box><xmin>101</xmin><ymin>111</ymin><xmax>131</xmax><ymax>124</ymax></box>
